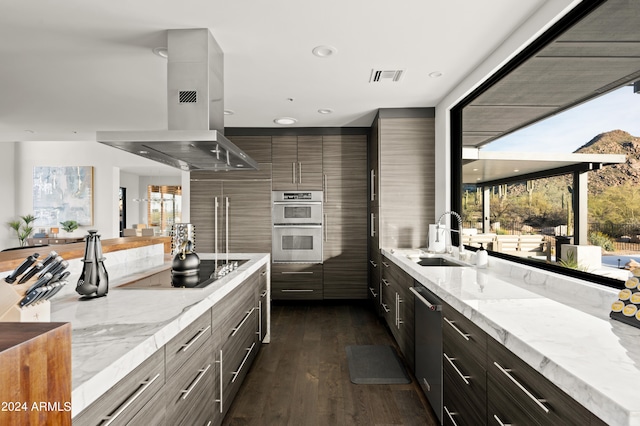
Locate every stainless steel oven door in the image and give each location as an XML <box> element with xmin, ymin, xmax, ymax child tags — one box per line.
<box><xmin>272</xmin><ymin>202</ymin><xmax>323</xmax><ymax>225</ymax></box>
<box><xmin>272</xmin><ymin>225</ymin><xmax>323</xmax><ymax>263</ymax></box>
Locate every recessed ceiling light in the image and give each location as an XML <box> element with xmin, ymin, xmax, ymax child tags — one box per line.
<box><xmin>224</xmin><ymin>109</ymin><xmax>235</xmax><ymax>115</ymax></box>
<box><xmin>472</xmin><ymin>168</ymin><xmax>479</xmax><ymax>172</ymax></box>
<box><xmin>513</xmin><ymin>169</ymin><xmax>520</xmax><ymax>172</ymax></box>
<box><xmin>429</xmin><ymin>71</ymin><xmax>443</xmax><ymax>78</ymax></box>
<box><xmin>312</xmin><ymin>45</ymin><xmax>337</xmax><ymax>58</ymax></box>
<box><xmin>138</xmin><ymin>150</ymin><xmax>149</xmax><ymax>155</ymax></box>
<box><xmin>274</xmin><ymin>117</ymin><xmax>297</xmax><ymax>125</ymax></box>
<box><xmin>152</xmin><ymin>47</ymin><xmax>168</xmax><ymax>59</ymax></box>
<box><xmin>317</xmin><ymin>108</ymin><xmax>333</xmax><ymax>114</ymax></box>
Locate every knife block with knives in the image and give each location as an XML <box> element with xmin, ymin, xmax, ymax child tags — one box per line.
<box><xmin>0</xmin><ymin>251</ymin><xmax>69</xmax><ymax>322</ymax></box>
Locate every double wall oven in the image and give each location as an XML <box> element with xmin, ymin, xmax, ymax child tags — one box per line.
<box><xmin>272</xmin><ymin>191</ymin><xmax>323</xmax><ymax>263</ymax></box>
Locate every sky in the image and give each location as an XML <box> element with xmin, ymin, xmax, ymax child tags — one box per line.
<box><xmin>483</xmin><ymin>85</ymin><xmax>640</xmax><ymax>153</ymax></box>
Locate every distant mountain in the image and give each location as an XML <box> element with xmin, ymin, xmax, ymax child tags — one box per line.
<box><xmin>574</xmin><ymin>130</ymin><xmax>640</xmax><ymax>195</ymax></box>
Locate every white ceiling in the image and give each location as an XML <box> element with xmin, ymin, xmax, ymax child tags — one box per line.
<box><xmin>0</xmin><ymin>0</ymin><xmax>556</xmax><ymax>174</ymax></box>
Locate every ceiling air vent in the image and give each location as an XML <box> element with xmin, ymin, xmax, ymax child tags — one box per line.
<box><xmin>179</xmin><ymin>90</ymin><xmax>197</xmax><ymax>103</ymax></box>
<box><xmin>369</xmin><ymin>69</ymin><xmax>405</xmax><ymax>83</ymax></box>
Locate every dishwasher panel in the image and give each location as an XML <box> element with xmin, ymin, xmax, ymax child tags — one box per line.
<box><xmin>410</xmin><ymin>283</ymin><xmax>443</xmax><ymax>424</ymax></box>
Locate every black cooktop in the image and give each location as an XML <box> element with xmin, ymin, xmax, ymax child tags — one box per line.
<box><xmin>120</xmin><ymin>259</ymin><xmax>247</xmax><ymax>289</ymax></box>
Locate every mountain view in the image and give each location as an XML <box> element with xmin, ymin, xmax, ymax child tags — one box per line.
<box><xmin>575</xmin><ymin>130</ymin><xmax>640</xmax><ymax>195</ymax></box>
<box><xmin>463</xmin><ymin>129</ymin><xmax>640</xmax><ymax>241</ymax></box>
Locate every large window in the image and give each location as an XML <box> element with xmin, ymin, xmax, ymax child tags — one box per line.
<box><xmin>454</xmin><ymin>0</ymin><xmax>640</xmax><ymax>288</ymax></box>
<box><xmin>147</xmin><ymin>185</ymin><xmax>182</xmax><ymax>235</ymax></box>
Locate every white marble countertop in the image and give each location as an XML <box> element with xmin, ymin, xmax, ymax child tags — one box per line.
<box><xmin>382</xmin><ymin>248</ymin><xmax>637</xmax><ymax>426</ymax></box>
<box><xmin>50</xmin><ymin>253</ymin><xmax>270</xmax><ymax>418</ymax></box>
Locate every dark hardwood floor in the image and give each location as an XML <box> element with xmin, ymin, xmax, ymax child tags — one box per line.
<box><xmin>223</xmin><ymin>301</ymin><xmax>438</xmax><ymax>426</ymax></box>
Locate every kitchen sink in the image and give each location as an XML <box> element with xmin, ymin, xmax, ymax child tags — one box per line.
<box><xmin>417</xmin><ymin>257</ymin><xmax>464</xmax><ymax>267</ymax></box>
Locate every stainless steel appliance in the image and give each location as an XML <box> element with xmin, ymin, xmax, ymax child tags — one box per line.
<box><xmin>272</xmin><ymin>191</ymin><xmax>323</xmax><ymax>263</ymax></box>
<box><xmin>97</xmin><ymin>29</ymin><xmax>258</xmax><ymax>171</ymax></box>
<box><xmin>410</xmin><ymin>283</ymin><xmax>443</xmax><ymax>423</ymax></box>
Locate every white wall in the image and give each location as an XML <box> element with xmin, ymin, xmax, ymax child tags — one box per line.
<box><xmin>0</xmin><ymin>140</ymin><xmax>179</xmax><ymax>249</ymax></box>
<box><xmin>0</xmin><ymin>142</ymin><xmax>17</xmax><ymax>248</ymax></box>
<box><xmin>433</xmin><ymin>0</ymin><xmax>581</xmax><ymax>218</ymax></box>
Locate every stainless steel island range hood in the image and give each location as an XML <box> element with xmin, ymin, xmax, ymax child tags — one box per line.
<box><xmin>97</xmin><ymin>29</ymin><xmax>258</xmax><ymax>171</ymax></box>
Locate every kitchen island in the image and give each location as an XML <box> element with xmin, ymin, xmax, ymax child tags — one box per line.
<box><xmin>382</xmin><ymin>248</ymin><xmax>636</xmax><ymax>426</ymax></box>
<box><xmin>47</xmin><ymin>252</ymin><xmax>270</xmax><ymax>420</ymax></box>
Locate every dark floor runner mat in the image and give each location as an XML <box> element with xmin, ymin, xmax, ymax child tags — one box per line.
<box><xmin>346</xmin><ymin>345</ymin><xmax>410</xmax><ymax>384</ymax></box>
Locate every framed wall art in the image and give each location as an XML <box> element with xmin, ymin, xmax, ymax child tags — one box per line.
<box><xmin>33</xmin><ymin>166</ymin><xmax>94</xmax><ymax>227</ymax></box>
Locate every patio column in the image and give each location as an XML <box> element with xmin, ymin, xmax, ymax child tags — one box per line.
<box><xmin>573</xmin><ymin>170</ymin><xmax>589</xmax><ymax>245</ymax></box>
<box><xmin>482</xmin><ymin>186</ymin><xmax>490</xmax><ymax>233</ymax></box>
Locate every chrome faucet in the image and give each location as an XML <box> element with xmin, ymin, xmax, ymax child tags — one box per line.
<box><xmin>436</xmin><ymin>211</ymin><xmax>465</xmax><ymax>257</ymax></box>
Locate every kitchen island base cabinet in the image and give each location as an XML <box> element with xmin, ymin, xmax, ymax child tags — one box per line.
<box><xmin>73</xmin><ymin>262</ymin><xmax>268</xmax><ymax>426</ymax></box>
<box><xmin>72</xmin><ymin>349</ymin><xmax>166</xmax><ymax>426</ymax></box>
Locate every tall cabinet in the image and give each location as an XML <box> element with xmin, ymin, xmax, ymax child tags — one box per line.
<box><xmin>192</xmin><ymin>130</ymin><xmax>369</xmax><ymax>300</ymax></box>
<box><xmin>322</xmin><ymin>135</ymin><xmax>368</xmax><ymax>299</ymax></box>
<box><xmin>368</xmin><ymin>108</ymin><xmax>436</xmax><ymax>309</ymax></box>
<box><xmin>190</xmin><ymin>136</ymin><xmax>272</xmax><ymax>254</ymax></box>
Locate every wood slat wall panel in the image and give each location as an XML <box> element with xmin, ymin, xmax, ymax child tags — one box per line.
<box><xmin>322</xmin><ymin>135</ymin><xmax>368</xmax><ymax>299</ymax></box>
<box><xmin>379</xmin><ymin>116</ymin><xmax>435</xmax><ymax>249</ymax></box>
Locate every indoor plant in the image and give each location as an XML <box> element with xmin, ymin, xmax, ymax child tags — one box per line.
<box><xmin>7</xmin><ymin>214</ymin><xmax>37</xmax><ymax>247</ymax></box>
<box><xmin>60</xmin><ymin>220</ymin><xmax>79</xmax><ymax>233</ymax></box>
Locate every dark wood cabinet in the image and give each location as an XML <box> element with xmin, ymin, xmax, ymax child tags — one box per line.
<box><xmin>73</xmin><ymin>264</ymin><xmax>266</xmax><ymax>426</ymax></box>
<box><xmin>487</xmin><ymin>338</ymin><xmax>592</xmax><ymax>426</ymax></box>
<box><xmin>272</xmin><ymin>136</ymin><xmax>322</xmax><ymax>190</ymax></box>
<box><xmin>368</xmin><ymin>109</ymin><xmax>435</xmax><ymax>314</ymax></box>
<box><xmin>73</xmin><ymin>349</ymin><xmax>165</xmax><ymax>426</ymax></box>
<box><xmin>190</xmin><ymin>175</ymin><xmax>271</xmax><ymax>254</ymax></box>
<box><xmin>271</xmin><ymin>263</ymin><xmax>323</xmax><ymax>300</ymax></box>
<box><xmin>322</xmin><ymin>135</ymin><xmax>368</xmax><ymax>299</ymax></box>
<box><xmin>381</xmin><ymin>256</ymin><xmax>415</xmax><ymax>370</ymax></box>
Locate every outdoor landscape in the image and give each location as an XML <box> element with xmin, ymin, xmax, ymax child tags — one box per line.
<box><xmin>463</xmin><ymin>129</ymin><xmax>640</xmax><ymax>262</ymax></box>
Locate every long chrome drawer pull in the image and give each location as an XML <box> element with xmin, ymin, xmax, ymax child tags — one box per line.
<box><xmin>232</xmin><ymin>342</ymin><xmax>256</xmax><ymax>383</ymax></box>
<box><xmin>444</xmin><ymin>353</ymin><xmax>470</xmax><ymax>385</ymax></box>
<box><xmin>369</xmin><ymin>260</ymin><xmax>377</xmax><ymax>267</ymax></box>
<box><xmin>102</xmin><ymin>373</ymin><xmax>161</xmax><ymax>425</ymax></box>
<box><xmin>281</xmin><ymin>271</ymin><xmax>314</xmax><ymax>274</ymax></box>
<box><xmin>381</xmin><ymin>261</ymin><xmax>389</xmax><ymax>267</ymax></box>
<box><xmin>444</xmin><ymin>317</ymin><xmax>470</xmax><ymax>341</ymax></box>
<box><xmin>181</xmin><ymin>364</ymin><xmax>211</xmax><ymax>400</ymax></box>
<box><xmin>381</xmin><ymin>278</ymin><xmax>390</xmax><ymax>286</ymax></box>
<box><xmin>409</xmin><ymin>287</ymin><xmax>441</xmax><ymax>311</ymax></box>
<box><xmin>422</xmin><ymin>377</ymin><xmax>431</xmax><ymax>392</ymax></box>
<box><xmin>181</xmin><ymin>325</ymin><xmax>211</xmax><ymax>352</ymax></box>
<box><xmin>369</xmin><ymin>287</ymin><xmax>378</xmax><ymax>297</ymax></box>
<box><xmin>215</xmin><ymin>350</ymin><xmax>223</xmax><ymax>413</ymax></box>
<box><xmin>281</xmin><ymin>289</ymin><xmax>314</xmax><ymax>292</ymax></box>
<box><xmin>381</xmin><ymin>303</ymin><xmax>390</xmax><ymax>313</ymax></box>
<box><xmin>444</xmin><ymin>406</ymin><xmax>459</xmax><ymax>426</ymax></box>
<box><xmin>493</xmin><ymin>361</ymin><xmax>550</xmax><ymax>414</ymax></box>
<box><xmin>493</xmin><ymin>414</ymin><xmax>512</xmax><ymax>426</ymax></box>
<box><xmin>231</xmin><ymin>307</ymin><xmax>255</xmax><ymax>337</ymax></box>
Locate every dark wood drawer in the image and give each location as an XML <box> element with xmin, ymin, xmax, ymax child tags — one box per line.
<box><xmin>221</xmin><ymin>307</ymin><xmax>259</xmax><ymax>415</ymax></box>
<box><xmin>165</xmin><ymin>309</ymin><xmax>212</xmax><ymax>379</ymax></box>
<box><xmin>73</xmin><ymin>349</ymin><xmax>165</xmax><ymax>426</ymax></box>
<box><xmin>165</xmin><ymin>333</ymin><xmax>214</xmax><ymax>426</ymax></box>
<box><xmin>443</xmin><ymin>303</ymin><xmax>487</xmax><ymax>369</ymax></box>
<box><xmin>215</xmin><ymin>272</ymin><xmax>258</xmax><ymax>340</ymax></box>
<box><xmin>271</xmin><ymin>263</ymin><xmax>323</xmax><ymax>300</ymax></box>
<box><xmin>443</xmin><ymin>345</ymin><xmax>487</xmax><ymax>416</ymax></box>
<box><xmin>443</xmin><ymin>364</ymin><xmax>486</xmax><ymax>426</ymax></box>
<box><xmin>488</xmin><ymin>338</ymin><xmax>591</xmax><ymax>426</ymax></box>
<box><xmin>127</xmin><ymin>385</ymin><xmax>166</xmax><ymax>426</ymax></box>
